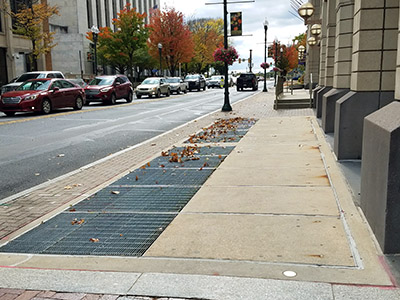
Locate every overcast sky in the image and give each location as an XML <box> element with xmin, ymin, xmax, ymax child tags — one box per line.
<box><xmin>162</xmin><ymin>0</ymin><xmax>306</xmax><ymax>73</ymax></box>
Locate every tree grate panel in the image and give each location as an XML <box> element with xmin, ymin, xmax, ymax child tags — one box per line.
<box><xmin>0</xmin><ymin>213</ymin><xmax>175</xmax><ymax>256</ymax></box>
<box><xmin>112</xmin><ymin>168</ymin><xmax>214</xmax><ymax>186</ymax></box>
<box><xmin>167</xmin><ymin>146</ymin><xmax>235</xmax><ymax>156</ymax></box>
<box><xmin>72</xmin><ymin>186</ymin><xmax>199</xmax><ymax>213</ymax></box>
<box><xmin>147</xmin><ymin>156</ymin><xmax>225</xmax><ymax>169</ymax></box>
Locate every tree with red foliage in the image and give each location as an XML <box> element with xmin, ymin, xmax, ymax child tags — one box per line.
<box><xmin>148</xmin><ymin>8</ymin><xmax>194</xmax><ymax>76</ymax></box>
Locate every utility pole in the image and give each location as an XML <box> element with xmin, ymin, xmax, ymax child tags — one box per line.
<box><xmin>249</xmin><ymin>49</ymin><xmax>253</xmax><ymax>73</ymax></box>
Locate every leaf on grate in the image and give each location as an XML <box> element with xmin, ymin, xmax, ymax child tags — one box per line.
<box><xmin>89</xmin><ymin>238</ymin><xmax>99</xmax><ymax>242</ymax></box>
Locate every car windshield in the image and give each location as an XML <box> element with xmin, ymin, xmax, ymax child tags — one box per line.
<box><xmin>89</xmin><ymin>78</ymin><xmax>114</xmax><ymax>86</ymax></box>
<box><xmin>142</xmin><ymin>78</ymin><xmax>159</xmax><ymax>84</ymax></box>
<box><xmin>17</xmin><ymin>73</ymin><xmax>43</xmax><ymax>82</ymax></box>
<box><xmin>16</xmin><ymin>80</ymin><xmax>51</xmax><ymax>91</ymax></box>
<box><xmin>166</xmin><ymin>78</ymin><xmax>180</xmax><ymax>83</ymax></box>
<box><xmin>211</xmin><ymin>76</ymin><xmax>222</xmax><ymax>80</ymax></box>
<box><xmin>240</xmin><ymin>74</ymin><xmax>254</xmax><ymax>79</ymax></box>
<box><xmin>185</xmin><ymin>75</ymin><xmax>199</xmax><ymax>80</ymax></box>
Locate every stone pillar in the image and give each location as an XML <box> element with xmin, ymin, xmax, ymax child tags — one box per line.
<box><xmin>360</xmin><ymin>101</ymin><xmax>400</xmax><ymax>254</ymax></box>
<box><xmin>334</xmin><ymin>0</ymin><xmax>399</xmax><ymax>159</ymax></box>
<box><xmin>316</xmin><ymin>0</ymin><xmax>332</xmax><ymax>117</ymax></box>
<box><xmin>321</xmin><ymin>0</ymin><xmax>354</xmax><ymax>133</ymax></box>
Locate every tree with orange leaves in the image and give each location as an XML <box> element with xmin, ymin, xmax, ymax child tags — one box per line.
<box><xmin>86</xmin><ymin>3</ymin><xmax>148</xmax><ymax>78</ymax></box>
<box><xmin>148</xmin><ymin>8</ymin><xmax>194</xmax><ymax>76</ymax></box>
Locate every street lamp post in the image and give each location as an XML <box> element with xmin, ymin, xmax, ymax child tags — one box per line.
<box><xmin>221</xmin><ymin>0</ymin><xmax>232</xmax><ymax>112</ymax></box>
<box><xmin>263</xmin><ymin>18</ymin><xmax>268</xmax><ymax>92</ymax></box>
<box><xmin>90</xmin><ymin>25</ymin><xmax>100</xmax><ymax>75</ymax></box>
<box><xmin>158</xmin><ymin>43</ymin><xmax>162</xmax><ymax>76</ymax></box>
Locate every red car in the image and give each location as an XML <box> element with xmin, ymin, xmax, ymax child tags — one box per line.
<box><xmin>0</xmin><ymin>78</ymin><xmax>86</xmax><ymax>117</ymax></box>
<box><xmin>84</xmin><ymin>75</ymin><xmax>133</xmax><ymax>105</ymax></box>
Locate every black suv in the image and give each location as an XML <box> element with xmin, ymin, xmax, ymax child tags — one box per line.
<box><xmin>236</xmin><ymin>73</ymin><xmax>258</xmax><ymax>91</ymax></box>
<box><xmin>184</xmin><ymin>74</ymin><xmax>206</xmax><ymax>91</ymax></box>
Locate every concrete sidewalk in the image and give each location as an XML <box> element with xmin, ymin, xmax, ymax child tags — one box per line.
<box><xmin>0</xmin><ymin>89</ymin><xmax>399</xmax><ymax>300</ymax></box>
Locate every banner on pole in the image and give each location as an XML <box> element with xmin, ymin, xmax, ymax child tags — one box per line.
<box><xmin>230</xmin><ymin>12</ymin><xmax>242</xmax><ymax>36</ymax></box>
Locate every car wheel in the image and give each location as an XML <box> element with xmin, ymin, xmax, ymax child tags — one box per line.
<box><xmin>184</xmin><ymin>88</ymin><xmax>187</xmax><ymax>94</ymax></box>
<box><xmin>198</xmin><ymin>86</ymin><xmax>201</xmax><ymax>92</ymax></box>
<box><xmin>156</xmin><ymin>89</ymin><xmax>161</xmax><ymax>98</ymax></box>
<box><xmin>189</xmin><ymin>88</ymin><xmax>192</xmax><ymax>92</ymax></box>
<box><xmin>177</xmin><ymin>88</ymin><xmax>181</xmax><ymax>94</ymax></box>
<box><xmin>136</xmin><ymin>94</ymin><xmax>141</xmax><ymax>99</ymax></box>
<box><xmin>236</xmin><ymin>87</ymin><xmax>240</xmax><ymax>92</ymax></box>
<box><xmin>4</xmin><ymin>112</ymin><xmax>15</xmax><ymax>117</ymax></box>
<box><xmin>74</xmin><ymin>97</ymin><xmax>83</xmax><ymax>110</ymax></box>
<box><xmin>41</xmin><ymin>99</ymin><xmax>52</xmax><ymax>114</ymax></box>
<box><xmin>203</xmin><ymin>85</ymin><xmax>206</xmax><ymax>91</ymax></box>
<box><xmin>166</xmin><ymin>89</ymin><xmax>170</xmax><ymax>97</ymax></box>
<box><xmin>85</xmin><ymin>100</ymin><xmax>90</xmax><ymax>106</ymax></box>
<box><xmin>109</xmin><ymin>93</ymin><xmax>116</xmax><ymax>105</ymax></box>
<box><xmin>126</xmin><ymin>92</ymin><xmax>133</xmax><ymax>103</ymax></box>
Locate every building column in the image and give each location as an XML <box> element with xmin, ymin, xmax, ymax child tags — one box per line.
<box><xmin>334</xmin><ymin>0</ymin><xmax>399</xmax><ymax>159</ymax></box>
<box><xmin>321</xmin><ymin>0</ymin><xmax>354</xmax><ymax>133</ymax></box>
<box><xmin>316</xmin><ymin>0</ymin><xmax>332</xmax><ymax>117</ymax></box>
<box><xmin>305</xmin><ymin>0</ymin><xmax>321</xmax><ymax>92</ymax></box>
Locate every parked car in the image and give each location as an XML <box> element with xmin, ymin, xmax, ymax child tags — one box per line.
<box><xmin>184</xmin><ymin>74</ymin><xmax>206</xmax><ymax>91</ymax></box>
<box><xmin>0</xmin><ymin>78</ymin><xmax>85</xmax><ymax>116</ymax></box>
<box><xmin>208</xmin><ymin>75</ymin><xmax>224</xmax><ymax>88</ymax></box>
<box><xmin>165</xmin><ymin>77</ymin><xmax>188</xmax><ymax>94</ymax></box>
<box><xmin>0</xmin><ymin>71</ymin><xmax>65</xmax><ymax>95</ymax></box>
<box><xmin>135</xmin><ymin>77</ymin><xmax>171</xmax><ymax>99</ymax></box>
<box><xmin>236</xmin><ymin>73</ymin><xmax>258</xmax><ymax>91</ymax></box>
<box><xmin>84</xmin><ymin>75</ymin><xmax>133</xmax><ymax>105</ymax></box>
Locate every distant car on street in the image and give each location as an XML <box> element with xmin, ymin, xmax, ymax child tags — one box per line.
<box><xmin>184</xmin><ymin>74</ymin><xmax>206</xmax><ymax>92</ymax></box>
<box><xmin>236</xmin><ymin>73</ymin><xmax>258</xmax><ymax>91</ymax></box>
<box><xmin>84</xmin><ymin>75</ymin><xmax>133</xmax><ymax>105</ymax></box>
<box><xmin>208</xmin><ymin>75</ymin><xmax>224</xmax><ymax>88</ymax></box>
<box><xmin>0</xmin><ymin>78</ymin><xmax>85</xmax><ymax>116</ymax></box>
<box><xmin>135</xmin><ymin>77</ymin><xmax>171</xmax><ymax>99</ymax></box>
<box><xmin>69</xmin><ymin>78</ymin><xmax>88</xmax><ymax>88</ymax></box>
<box><xmin>165</xmin><ymin>77</ymin><xmax>188</xmax><ymax>94</ymax></box>
<box><xmin>1</xmin><ymin>71</ymin><xmax>65</xmax><ymax>95</ymax></box>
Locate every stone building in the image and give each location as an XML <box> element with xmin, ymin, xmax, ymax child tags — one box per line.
<box><xmin>0</xmin><ymin>0</ymin><xmax>159</xmax><ymax>85</ymax></box>
<box><xmin>48</xmin><ymin>0</ymin><xmax>160</xmax><ymax>78</ymax></box>
<box><xmin>302</xmin><ymin>0</ymin><xmax>400</xmax><ymax>254</ymax></box>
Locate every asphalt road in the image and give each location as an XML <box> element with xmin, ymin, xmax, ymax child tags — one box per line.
<box><xmin>0</xmin><ymin>83</ymin><xmax>272</xmax><ymax>200</ymax></box>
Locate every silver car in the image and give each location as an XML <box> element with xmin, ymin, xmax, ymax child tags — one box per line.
<box><xmin>166</xmin><ymin>77</ymin><xmax>188</xmax><ymax>94</ymax></box>
<box><xmin>135</xmin><ymin>77</ymin><xmax>171</xmax><ymax>99</ymax></box>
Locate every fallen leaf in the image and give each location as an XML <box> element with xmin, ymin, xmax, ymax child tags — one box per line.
<box><xmin>89</xmin><ymin>238</ymin><xmax>99</xmax><ymax>242</ymax></box>
<box><xmin>35</xmin><ymin>173</ymin><xmax>40</xmax><ymax>176</ymax></box>
<box><xmin>64</xmin><ymin>185</ymin><xmax>72</xmax><ymax>190</ymax></box>
<box><xmin>57</xmin><ymin>154</ymin><xmax>65</xmax><ymax>157</ymax></box>
<box><xmin>111</xmin><ymin>191</ymin><xmax>120</xmax><ymax>195</ymax></box>
<box><xmin>69</xmin><ymin>208</ymin><xmax>76</xmax><ymax>212</ymax></box>
<box><xmin>135</xmin><ymin>175</ymin><xmax>139</xmax><ymax>181</ymax></box>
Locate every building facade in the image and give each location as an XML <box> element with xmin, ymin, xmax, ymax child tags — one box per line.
<box><xmin>304</xmin><ymin>0</ymin><xmax>400</xmax><ymax>254</ymax></box>
<box><xmin>48</xmin><ymin>0</ymin><xmax>160</xmax><ymax>78</ymax></box>
<box><xmin>0</xmin><ymin>0</ymin><xmax>159</xmax><ymax>86</ymax></box>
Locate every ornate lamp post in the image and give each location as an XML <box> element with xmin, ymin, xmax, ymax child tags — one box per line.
<box><xmin>310</xmin><ymin>23</ymin><xmax>322</xmax><ymax>36</ymax></box>
<box><xmin>158</xmin><ymin>43</ymin><xmax>162</xmax><ymax>76</ymax></box>
<box><xmin>263</xmin><ymin>18</ymin><xmax>269</xmax><ymax>92</ymax></box>
<box><xmin>90</xmin><ymin>25</ymin><xmax>100</xmax><ymax>75</ymax></box>
<box><xmin>307</xmin><ymin>36</ymin><xmax>317</xmax><ymax>46</ymax></box>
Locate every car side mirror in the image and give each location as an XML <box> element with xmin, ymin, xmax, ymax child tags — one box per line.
<box><xmin>115</xmin><ymin>82</ymin><xmax>120</xmax><ymax>86</ymax></box>
<box><xmin>180</xmin><ymin>80</ymin><xmax>183</xmax><ymax>83</ymax></box>
<box><xmin>52</xmin><ymin>87</ymin><xmax>60</xmax><ymax>92</ymax></box>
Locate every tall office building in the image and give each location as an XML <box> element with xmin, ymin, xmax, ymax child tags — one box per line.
<box><xmin>48</xmin><ymin>0</ymin><xmax>160</xmax><ymax>77</ymax></box>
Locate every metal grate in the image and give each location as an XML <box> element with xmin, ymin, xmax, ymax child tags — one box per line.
<box><xmin>148</xmin><ymin>155</ymin><xmax>225</xmax><ymax>169</ymax></box>
<box><xmin>112</xmin><ymin>168</ymin><xmax>214</xmax><ymax>186</ymax></box>
<box><xmin>73</xmin><ymin>186</ymin><xmax>199</xmax><ymax>213</ymax></box>
<box><xmin>0</xmin><ymin>213</ymin><xmax>175</xmax><ymax>256</ymax></box>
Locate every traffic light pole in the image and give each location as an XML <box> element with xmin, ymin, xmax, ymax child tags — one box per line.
<box><xmin>221</xmin><ymin>0</ymin><xmax>232</xmax><ymax>112</ymax></box>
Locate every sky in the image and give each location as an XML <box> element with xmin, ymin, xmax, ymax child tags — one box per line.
<box><xmin>161</xmin><ymin>0</ymin><xmax>306</xmax><ymax>74</ymax></box>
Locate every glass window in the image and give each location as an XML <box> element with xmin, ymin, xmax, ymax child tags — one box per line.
<box><xmin>96</xmin><ymin>0</ymin><xmax>101</xmax><ymax>27</ymax></box>
<box><xmin>86</xmin><ymin>0</ymin><xmax>93</xmax><ymax>28</ymax></box>
<box><xmin>142</xmin><ymin>78</ymin><xmax>159</xmax><ymax>85</ymax></box>
<box><xmin>105</xmin><ymin>0</ymin><xmax>110</xmax><ymax>27</ymax></box>
<box><xmin>17</xmin><ymin>80</ymin><xmax>51</xmax><ymax>91</ymax></box>
<box><xmin>89</xmin><ymin>77</ymin><xmax>114</xmax><ymax>85</ymax></box>
<box><xmin>60</xmin><ymin>80</ymin><xmax>75</xmax><ymax>88</ymax></box>
<box><xmin>53</xmin><ymin>73</ymin><xmax>64</xmax><ymax>78</ymax></box>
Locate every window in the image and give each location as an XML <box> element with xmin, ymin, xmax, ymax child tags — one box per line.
<box><xmin>10</xmin><ymin>0</ymin><xmax>30</xmax><ymax>27</ymax></box>
<box><xmin>112</xmin><ymin>0</ymin><xmax>117</xmax><ymax>31</ymax></box>
<box><xmin>53</xmin><ymin>73</ymin><xmax>64</xmax><ymax>78</ymax></box>
<box><xmin>50</xmin><ymin>25</ymin><xmax>68</xmax><ymax>34</ymax></box>
<box><xmin>96</xmin><ymin>0</ymin><xmax>101</xmax><ymax>27</ymax></box>
<box><xmin>60</xmin><ymin>80</ymin><xmax>75</xmax><ymax>88</ymax></box>
<box><xmin>86</xmin><ymin>0</ymin><xmax>93</xmax><ymax>28</ymax></box>
<box><xmin>119</xmin><ymin>0</ymin><xmax>124</xmax><ymax>10</ymax></box>
<box><xmin>104</xmin><ymin>0</ymin><xmax>110</xmax><ymax>27</ymax></box>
